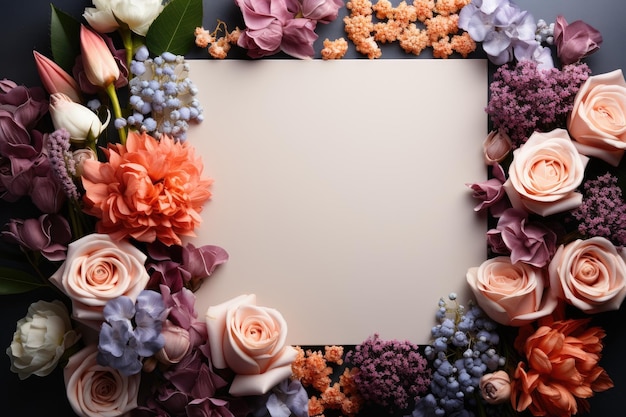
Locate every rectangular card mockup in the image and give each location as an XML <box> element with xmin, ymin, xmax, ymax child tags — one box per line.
<box><xmin>188</xmin><ymin>59</ymin><xmax>488</xmax><ymax>345</ymax></box>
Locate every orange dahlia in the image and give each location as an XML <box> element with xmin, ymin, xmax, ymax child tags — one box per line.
<box><xmin>81</xmin><ymin>131</ymin><xmax>213</xmax><ymax>246</ymax></box>
<box><xmin>511</xmin><ymin>318</ymin><xmax>613</xmax><ymax>417</ymax></box>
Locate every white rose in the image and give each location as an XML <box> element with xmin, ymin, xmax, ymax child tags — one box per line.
<box><xmin>84</xmin><ymin>0</ymin><xmax>164</xmax><ymax>37</ymax></box>
<box><xmin>6</xmin><ymin>300</ymin><xmax>80</xmax><ymax>380</ymax></box>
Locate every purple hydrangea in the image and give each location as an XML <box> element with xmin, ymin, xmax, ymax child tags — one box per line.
<box><xmin>346</xmin><ymin>334</ymin><xmax>431</xmax><ymax>411</ymax></box>
<box><xmin>486</xmin><ymin>60</ymin><xmax>591</xmax><ymax>147</ymax></box>
<box><xmin>572</xmin><ymin>173</ymin><xmax>626</xmax><ymax>247</ymax></box>
<box><xmin>97</xmin><ymin>290</ymin><xmax>167</xmax><ymax>376</ymax></box>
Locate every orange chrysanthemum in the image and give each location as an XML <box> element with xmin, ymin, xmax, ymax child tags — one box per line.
<box><xmin>81</xmin><ymin>131</ymin><xmax>213</xmax><ymax>246</ymax></box>
<box><xmin>511</xmin><ymin>318</ymin><xmax>614</xmax><ymax>417</ymax></box>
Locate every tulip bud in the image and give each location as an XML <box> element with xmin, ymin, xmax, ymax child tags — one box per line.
<box><xmin>33</xmin><ymin>51</ymin><xmax>82</xmax><ymax>102</ymax></box>
<box><xmin>154</xmin><ymin>321</ymin><xmax>191</xmax><ymax>365</ymax></box>
<box><xmin>49</xmin><ymin>93</ymin><xmax>109</xmax><ymax>143</ymax></box>
<box><xmin>79</xmin><ymin>25</ymin><xmax>120</xmax><ymax>88</ymax></box>
<box><xmin>483</xmin><ymin>130</ymin><xmax>512</xmax><ymax>165</ymax></box>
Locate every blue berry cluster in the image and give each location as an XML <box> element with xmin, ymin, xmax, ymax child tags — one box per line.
<box><xmin>117</xmin><ymin>46</ymin><xmax>203</xmax><ymax>141</ymax></box>
<box><xmin>411</xmin><ymin>294</ymin><xmax>504</xmax><ymax>417</ymax></box>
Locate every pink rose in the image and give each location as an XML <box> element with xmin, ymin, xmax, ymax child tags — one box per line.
<box><xmin>466</xmin><ymin>256</ymin><xmax>558</xmax><ymax>326</ymax></box>
<box><xmin>479</xmin><ymin>370</ymin><xmax>511</xmax><ymax>405</ymax></box>
<box><xmin>503</xmin><ymin>129</ymin><xmax>588</xmax><ymax>216</ymax></box>
<box><xmin>49</xmin><ymin>233</ymin><xmax>149</xmax><ymax>329</ymax></box>
<box><xmin>205</xmin><ymin>294</ymin><xmax>298</xmax><ymax>396</ymax></box>
<box><xmin>568</xmin><ymin>69</ymin><xmax>626</xmax><ymax>166</ymax></box>
<box><xmin>64</xmin><ymin>345</ymin><xmax>140</xmax><ymax>417</ymax></box>
<box><xmin>301</xmin><ymin>0</ymin><xmax>343</xmax><ymax>24</ymax></box>
<box><xmin>553</xmin><ymin>15</ymin><xmax>602</xmax><ymax>65</ymax></box>
<box><xmin>549</xmin><ymin>237</ymin><xmax>626</xmax><ymax>313</ymax></box>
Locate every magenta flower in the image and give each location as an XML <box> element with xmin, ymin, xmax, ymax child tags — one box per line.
<box><xmin>301</xmin><ymin>0</ymin><xmax>343</xmax><ymax>23</ymax></box>
<box><xmin>147</xmin><ymin>241</ymin><xmax>229</xmax><ymax>292</ymax></box>
<box><xmin>554</xmin><ymin>15</ymin><xmax>602</xmax><ymax>65</ymax></box>
<box><xmin>2</xmin><ymin>213</ymin><xmax>71</xmax><ymax>261</ymax></box>
<box><xmin>494</xmin><ymin>208</ymin><xmax>557</xmax><ymax>268</ymax></box>
<box><xmin>466</xmin><ymin>163</ymin><xmax>509</xmax><ymax>217</ymax></box>
<box><xmin>234</xmin><ymin>0</ymin><xmax>323</xmax><ymax>59</ymax></box>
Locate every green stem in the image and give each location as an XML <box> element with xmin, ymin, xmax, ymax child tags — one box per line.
<box><xmin>120</xmin><ymin>27</ymin><xmax>134</xmax><ymax>72</ymax></box>
<box><xmin>105</xmin><ymin>83</ymin><xmax>127</xmax><ymax>145</ymax></box>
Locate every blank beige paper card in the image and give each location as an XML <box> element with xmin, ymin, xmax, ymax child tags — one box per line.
<box><xmin>188</xmin><ymin>59</ymin><xmax>487</xmax><ymax>345</ymax></box>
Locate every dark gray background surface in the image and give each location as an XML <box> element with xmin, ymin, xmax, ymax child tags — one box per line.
<box><xmin>1</xmin><ymin>1</ymin><xmax>625</xmax><ymax>416</ymax></box>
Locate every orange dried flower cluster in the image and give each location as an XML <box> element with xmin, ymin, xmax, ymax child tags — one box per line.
<box><xmin>321</xmin><ymin>38</ymin><xmax>349</xmax><ymax>60</ymax></box>
<box><xmin>194</xmin><ymin>21</ymin><xmax>241</xmax><ymax>59</ymax></box>
<box><xmin>511</xmin><ymin>318</ymin><xmax>614</xmax><ymax>417</ymax></box>
<box><xmin>344</xmin><ymin>0</ymin><xmax>475</xmax><ymax>58</ymax></box>
<box><xmin>292</xmin><ymin>346</ymin><xmax>364</xmax><ymax>417</ymax></box>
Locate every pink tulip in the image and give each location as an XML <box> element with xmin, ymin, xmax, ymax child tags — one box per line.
<box><xmin>79</xmin><ymin>25</ymin><xmax>120</xmax><ymax>88</ymax></box>
<box><xmin>32</xmin><ymin>51</ymin><xmax>81</xmax><ymax>102</ymax></box>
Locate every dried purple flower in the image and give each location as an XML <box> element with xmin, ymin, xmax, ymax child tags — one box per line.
<box><xmin>486</xmin><ymin>60</ymin><xmax>591</xmax><ymax>147</ymax></box>
<box><xmin>46</xmin><ymin>128</ymin><xmax>80</xmax><ymax>200</ymax></box>
<box><xmin>572</xmin><ymin>173</ymin><xmax>626</xmax><ymax>247</ymax></box>
<box><xmin>346</xmin><ymin>334</ymin><xmax>431</xmax><ymax>411</ymax></box>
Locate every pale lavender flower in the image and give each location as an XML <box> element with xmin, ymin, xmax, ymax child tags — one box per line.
<box><xmin>98</xmin><ymin>290</ymin><xmax>167</xmax><ymax>376</ymax></box>
<box><xmin>459</xmin><ymin>0</ymin><xmax>547</xmax><ymax>67</ymax></box>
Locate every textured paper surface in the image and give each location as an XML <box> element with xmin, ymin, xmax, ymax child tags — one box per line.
<box><xmin>188</xmin><ymin>59</ymin><xmax>487</xmax><ymax>345</ymax></box>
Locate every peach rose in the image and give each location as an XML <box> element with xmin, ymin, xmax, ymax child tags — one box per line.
<box><xmin>503</xmin><ymin>129</ymin><xmax>588</xmax><ymax>216</ymax></box>
<box><xmin>549</xmin><ymin>237</ymin><xmax>626</xmax><ymax>313</ymax></box>
<box><xmin>64</xmin><ymin>345</ymin><xmax>140</xmax><ymax>417</ymax></box>
<box><xmin>479</xmin><ymin>370</ymin><xmax>511</xmax><ymax>405</ymax></box>
<box><xmin>49</xmin><ymin>233</ymin><xmax>149</xmax><ymax>329</ymax></box>
<box><xmin>466</xmin><ymin>256</ymin><xmax>557</xmax><ymax>326</ymax></box>
<box><xmin>205</xmin><ymin>294</ymin><xmax>297</xmax><ymax>396</ymax></box>
<box><xmin>483</xmin><ymin>130</ymin><xmax>513</xmax><ymax>165</ymax></box>
<box><xmin>568</xmin><ymin>69</ymin><xmax>626</xmax><ymax>166</ymax></box>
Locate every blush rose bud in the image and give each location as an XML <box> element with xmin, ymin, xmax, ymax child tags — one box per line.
<box><xmin>480</xmin><ymin>370</ymin><xmax>512</xmax><ymax>404</ymax></box>
<box><xmin>49</xmin><ymin>93</ymin><xmax>110</xmax><ymax>143</ymax></box>
<box><xmin>80</xmin><ymin>25</ymin><xmax>120</xmax><ymax>89</ymax></box>
<box><xmin>33</xmin><ymin>51</ymin><xmax>82</xmax><ymax>102</ymax></box>
<box><xmin>482</xmin><ymin>130</ymin><xmax>512</xmax><ymax>165</ymax></box>
<box><xmin>154</xmin><ymin>321</ymin><xmax>191</xmax><ymax>366</ymax></box>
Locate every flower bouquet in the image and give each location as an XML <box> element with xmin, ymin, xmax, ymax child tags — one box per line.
<box><xmin>2</xmin><ymin>0</ymin><xmax>626</xmax><ymax>417</ymax></box>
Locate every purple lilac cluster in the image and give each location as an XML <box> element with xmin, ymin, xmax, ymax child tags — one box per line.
<box><xmin>98</xmin><ymin>290</ymin><xmax>167</xmax><ymax>376</ymax></box>
<box><xmin>412</xmin><ymin>294</ymin><xmax>504</xmax><ymax>417</ymax></box>
<box><xmin>346</xmin><ymin>334</ymin><xmax>431</xmax><ymax>411</ymax></box>
<box><xmin>46</xmin><ymin>128</ymin><xmax>79</xmax><ymax>200</ymax></box>
<box><xmin>572</xmin><ymin>173</ymin><xmax>626</xmax><ymax>247</ymax></box>
<box><xmin>119</xmin><ymin>46</ymin><xmax>203</xmax><ymax>141</ymax></box>
<box><xmin>486</xmin><ymin>60</ymin><xmax>590</xmax><ymax>147</ymax></box>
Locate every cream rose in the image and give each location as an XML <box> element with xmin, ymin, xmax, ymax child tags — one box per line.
<box><xmin>206</xmin><ymin>294</ymin><xmax>298</xmax><ymax>396</ymax></box>
<box><xmin>549</xmin><ymin>237</ymin><xmax>626</xmax><ymax>313</ymax></box>
<box><xmin>568</xmin><ymin>69</ymin><xmax>626</xmax><ymax>166</ymax></box>
<box><xmin>6</xmin><ymin>300</ymin><xmax>80</xmax><ymax>380</ymax></box>
<box><xmin>479</xmin><ymin>370</ymin><xmax>512</xmax><ymax>405</ymax></box>
<box><xmin>49</xmin><ymin>233</ymin><xmax>149</xmax><ymax>329</ymax></box>
<box><xmin>83</xmin><ymin>0</ymin><xmax>164</xmax><ymax>37</ymax></box>
<box><xmin>503</xmin><ymin>129</ymin><xmax>588</xmax><ymax>216</ymax></box>
<box><xmin>467</xmin><ymin>256</ymin><xmax>558</xmax><ymax>326</ymax></box>
<box><xmin>64</xmin><ymin>345</ymin><xmax>140</xmax><ymax>417</ymax></box>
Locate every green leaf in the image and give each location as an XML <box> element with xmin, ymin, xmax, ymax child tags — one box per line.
<box><xmin>146</xmin><ymin>0</ymin><xmax>203</xmax><ymax>56</ymax></box>
<box><xmin>50</xmin><ymin>4</ymin><xmax>81</xmax><ymax>73</ymax></box>
<box><xmin>0</xmin><ymin>267</ymin><xmax>46</xmax><ymax>295</ymax></box>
